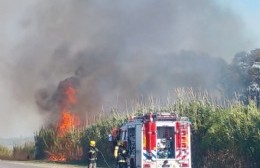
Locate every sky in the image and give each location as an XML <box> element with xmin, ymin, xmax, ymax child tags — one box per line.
<box><xmin>215</xmin><ymin>0</ymin><xmax>260</xmax><ymax>48</ymax></box>
<box><xmin>0</xmin><ymin>0</ymin><xmax>260</xmax><ymax>139</ymax></box>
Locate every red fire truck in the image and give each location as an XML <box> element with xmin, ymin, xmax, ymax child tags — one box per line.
<box><xmin>112</xmin><ymin>112</ymin><xmax>191</xmax><ymax>168</ymax></box>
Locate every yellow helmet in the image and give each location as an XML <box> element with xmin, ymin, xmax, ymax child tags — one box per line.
<box><xmin>90</xmin><ymin>140</ymin><xmax>96</xmax><ymax>147</ymax></box>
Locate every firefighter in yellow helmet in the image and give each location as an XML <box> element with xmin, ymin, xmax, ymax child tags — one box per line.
<box><xmin>114</xmin><ymin>141</ymin><xmax>128</xmax><ymax>168</ymax></box>
<box><xmin>88</xmin><ymin>140</ymin><xmax>99</xmax><ymax>168</ymax></box>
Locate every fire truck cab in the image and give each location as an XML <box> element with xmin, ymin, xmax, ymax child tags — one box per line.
<box><xmin>112</xmin><ymin>112</ymin><xmax>191</xmax><ymax>168</ymax></box>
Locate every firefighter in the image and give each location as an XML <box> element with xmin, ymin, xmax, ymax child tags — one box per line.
<box><xmin>88</xmin><ymin>140</ymin><xmax>98</xmax><ymax>168</ymax></box>
<box><xmin>114</xmin><ymin>141</ymin><xmax>128</xmax><ymax>168</ymax></box>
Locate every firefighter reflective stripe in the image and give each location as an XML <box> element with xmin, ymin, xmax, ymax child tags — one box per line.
<box><xmin>114</xmin><ymin>146</ymin><xmax>119</xmax><ymax>158</ymax></box>
<box><xmin>89</xmin><ymin>148</ymin><xmax>97</xmax><ymax>161</ymax></box>
<box><xmin>116</xmin><ymin>146</ymin><xmax>128</xmax><ymax>165</ymax></box>
<box><xmin>117</xmin><ymin>152</ymin><xmax>127</xmax><ymax>163</ymax></box>
<box><xmin>118</xmin><ymin>159</ymin><xmax>126</xmax><ymax>163</ymax></box>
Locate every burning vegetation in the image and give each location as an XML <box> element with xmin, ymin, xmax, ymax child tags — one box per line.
<box><xmin>35</xmin><ymin>77</ymin><xmax>84</xmax><ymax>161</ymax></box>
<box><xmin>56</xmin><ymin>78</ymin><xmax>80</xmax><ymax>136</ymax></box>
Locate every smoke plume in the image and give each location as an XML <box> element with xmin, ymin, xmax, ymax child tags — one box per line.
<box><xmin>0</xmin><ymin>0</ymin><xmax>254</xmax><ymax>136</ymax></box>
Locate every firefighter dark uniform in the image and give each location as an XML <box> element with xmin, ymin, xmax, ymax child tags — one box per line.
<box><xmin>88</xmin><ymin>140</ymin><xmax>98</xmax><ymax>168</ymax></box>
<box><xmin>114</xmin><ymin>141</ymin><xmax>128</xmax><ymax>168</ymax></box>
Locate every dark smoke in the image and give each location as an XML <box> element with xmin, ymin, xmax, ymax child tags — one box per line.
<box><xmin>9</xmin><ymin>0</ymin><xmax>252</xmax><ymax>125</ymax></box>
<box><xmin>35</xmin><ymin>76</ymin><xmax>81</xmax><ymax>124</ymax></box>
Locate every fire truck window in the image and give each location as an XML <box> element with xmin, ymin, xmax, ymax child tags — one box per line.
<box><xmin>157</xmin><ymin>127</ymin><xmax>174</xmax><ymax>159</ymax></box>
<box><xmin>120</xmin><ymin>130</ymin><xmax>127</xmax><ymax>141</ymax></box>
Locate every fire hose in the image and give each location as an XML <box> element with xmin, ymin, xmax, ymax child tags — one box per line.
<box><xmin>97</xmin><ymin>149</ymin><xmax>112</xmax><ymax>168</ymax></box>
<box><xmin>85</xmin><ymin>130</ymin><xmax>112</xmax><ymax>168</ymax></box>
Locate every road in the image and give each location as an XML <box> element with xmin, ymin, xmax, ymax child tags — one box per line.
<box><xmin>0</xmin><ymin>160</ymin><xmax>87</xmax><ymax>168</ymax></box>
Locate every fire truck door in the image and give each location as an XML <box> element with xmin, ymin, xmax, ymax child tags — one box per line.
<box><xmin>135</xmin><ymin>124</ymin><xmax>142</xmax><ymax>168</ymax></box>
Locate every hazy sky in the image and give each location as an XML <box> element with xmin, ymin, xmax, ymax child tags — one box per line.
<box><xmin>215</xmin><ymin>0</ymin><xmax>260</xmax><ymax>48</ymax></box>
<box><xmin>0</xmin><ymin>0</ymin><xmax>260</xmax><ymax>138</ymax></box>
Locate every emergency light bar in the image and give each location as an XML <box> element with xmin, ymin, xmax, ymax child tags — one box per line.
<box><xmin>130</xmin><ymin>112</ymin><xmax>179</xmax><ymax>122</ymax></box>
<box><xmin>153</xmin><ymin>112</ymin><xmax>178</xmax><ymax>121</ymax></box>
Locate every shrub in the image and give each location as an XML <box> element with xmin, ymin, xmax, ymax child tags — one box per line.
<box><xmin>0</xmin><ymin>145</ymin><xmax>12</xmax><ymax>159</ymax></box>
<box><xmin>12</xmin><ymin>142</ymin><xmax>35</xmax><ymax>160</ymax></box>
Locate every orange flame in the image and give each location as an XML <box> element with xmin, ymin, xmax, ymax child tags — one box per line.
<box><xmin>48</xmin><ymin>79</ymin><xmax>81</xmax><ymax>162</ymax></box>
<box><xmin>49</xmin><ymin>153</ymin><xmax>66</xmax><ymax>162</ymax></box>
<box><xmin>57</xmin><ymin>82</ymin><xmax>79</xmax><ymax>136</ymax></box>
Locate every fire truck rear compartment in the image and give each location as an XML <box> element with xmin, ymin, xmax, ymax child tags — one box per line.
<box><xmin>157</xmin><ymin>126</ymin><xmax>175</xmax><ymax>159</ymax></box>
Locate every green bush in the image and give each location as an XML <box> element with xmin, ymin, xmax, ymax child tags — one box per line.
<box><xmin>34</xmin><ymin>94</ymin><xmax>260</xmax><ymax>167</ymax></box>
